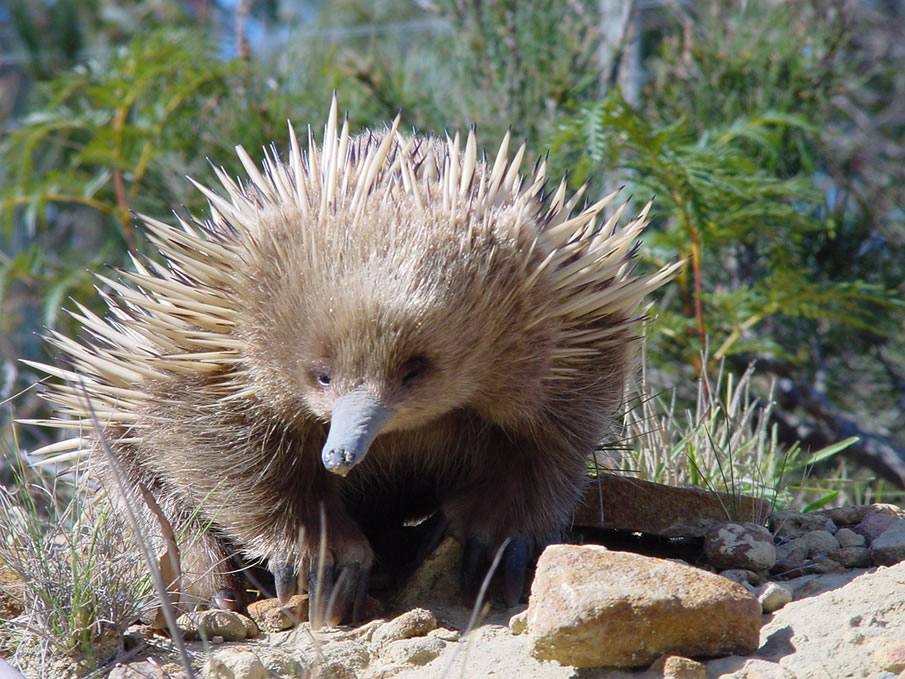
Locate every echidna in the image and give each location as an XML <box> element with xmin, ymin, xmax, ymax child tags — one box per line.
<box><xmin>28</xmin><ymin>97</ymin><xmax>678</xmax><ymax>627</ymax></box>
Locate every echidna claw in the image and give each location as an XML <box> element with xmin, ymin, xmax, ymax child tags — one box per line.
<box><xmin>461</xmin><ymin>537</ymin><xmax>490</xmax><ymax>609</ymax></box>
<box><xmin>307</xmin><ymin>563</ymin><xmax>333</xmax><ymax>629</ymax></box>
<box><xmin>503</xmin><ymin>537</ymin><xmax>531</xmax><ymax>607</ymax></box>
<box><xmin>352</xmin><ymin>565</ymin><xmax>371</xmax><ymax>625</ymax></box>
<box><xmin>213</xmin><ymin>588</ymin><xmax>243</xmax><ymax>611</ymax></box>
<box><xmin>271</xmin><ymin>562</ymin><xmax>298</xmax><ymax>605</ymax></box>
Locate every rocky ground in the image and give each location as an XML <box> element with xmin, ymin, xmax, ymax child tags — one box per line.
<box><xmin>9</xmin><ymin>478</ymin><xmax>905</xmax><ymax>679</ymax></box>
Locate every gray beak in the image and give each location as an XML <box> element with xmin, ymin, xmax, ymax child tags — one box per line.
<box><xmin>321</xmin><ymin>389</ymin><xmax>395</xmax><ymax>476</ymax></box>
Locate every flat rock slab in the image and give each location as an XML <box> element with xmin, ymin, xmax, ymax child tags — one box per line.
<box><xmin>526</xmin><ymin>545</ymin><xmax>761</xmax><ymax>668</ymax></box>
<box><xmin>574</xmin><ymin>473</ymin><xmax>771</xmax><ymax>537</ymax></box>
<box><xmin>707</xmin><ymin>562</ymin><xmax>905</xmax><ymax>678</ymax></box>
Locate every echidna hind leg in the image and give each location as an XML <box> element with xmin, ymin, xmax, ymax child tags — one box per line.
<box><xmin>177</xmin><ymin>530</ymin><xmax>248</xmax><ymax>611</ymax></box>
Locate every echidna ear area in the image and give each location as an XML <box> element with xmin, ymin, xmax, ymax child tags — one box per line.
<box><xmin>19</xmin><ymin>95</ymin><xmax>681</xmax><ymax>465</ymax></box>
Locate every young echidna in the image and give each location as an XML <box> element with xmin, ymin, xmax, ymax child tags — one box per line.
<box><xmin>28</xmin><ymin>97</ymin><xmax>678</xmax><ymax>627</ymax></box>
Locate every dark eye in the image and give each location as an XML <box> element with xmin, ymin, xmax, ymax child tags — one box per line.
<box><xmin>313</xmin><ymin>371</ymin><xmax>332</xmax><ymax>387</ymax></box>
<box><xmin>401</xmin><ymin>356</ymin><xmax>429</xmax><ymax>387</ymax></box>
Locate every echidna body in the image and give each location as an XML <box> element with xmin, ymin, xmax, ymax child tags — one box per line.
<box><xmin>29</xmin><ymin>98</ymin><xmax>678</xmax><ymax>625</ymax></box>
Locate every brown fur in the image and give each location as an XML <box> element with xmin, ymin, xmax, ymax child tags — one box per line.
<box><xmin>30</xmin><ymin>101</ymin><xmax>677</xmax><ymax>609</ymax></box>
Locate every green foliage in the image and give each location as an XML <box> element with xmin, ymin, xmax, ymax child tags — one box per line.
<box><xmin>618</xmin><ymin>360</ymin><xmax>859</xmax><ymax>513</ymax></box>
<box><xmin>1</xmin><ymin>30</ymin><xmax>240</xmax><ymax>245</ymax></box>
<box><xmin>343</xmin><ymin>0</ymin><xmax>601</xmax><ymax>146</ymax></box>
<box><xmin>549</xmin><ymin>90</ymin><xmax>899</xmax><ymax>366</ymax></box>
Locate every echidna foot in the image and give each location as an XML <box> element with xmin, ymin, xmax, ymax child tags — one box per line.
<box><xmin>307</xmin><ymin>561</ymin><xmax>370</xmax><ymax>628</ymax></box>
<box><xmin>460</xmin><ymin>535</ymin><xmax>531</xmax><ymax>609</ymax></box>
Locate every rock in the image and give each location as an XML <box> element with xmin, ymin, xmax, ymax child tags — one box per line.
<box><xmin>364</xmin><ymin>664</ymin><xmax>411</xmax><ymax>679</ymax></box>
<box><xmin>704</xmin><ymin>521</ymin><xmax>776</xmax><ymax>571</ymax></box>
<box><xmin>802</xmin><ymin>529</ymin><xmax>842</xmax><ymax>560</ymax></box>
<box><xmin>835</xmin><ymin>527</ymin><xmax>866</xmax><ymax>547</ymax></box>
<box><xmin>246</xmin><ymin>594</ymin><xmax>308</xmax><ymax>632</ymax></box>
<box><xmin>840</xmin><ymin>546</ymin><xmax>872</xmax><ymax>568</ymax></box>
<box><xmin>770</xmin><ymin>510</ymin><xmax>836</xmax><ymax>538</ymax></box>
<box><xmin>756</xmin><ymin>582</ymin><xmax>792</xmax><ymax>613</ymax></box>
<box><xmin>288</xmin><ymin>624</ymin><xmax>372</xmax><ymax>672</ymax></box>
<box><xmin>857</xmin><ymin>512</ymin><xmax>901</xmax><ymax>541</ymax></box>
<box><xmin>0</xmin><ymin>557</ymin><xmax>24</xmax><ymax>627</ymax></box>
<box><xmin>742</xmin><ymin>563</ymin><xmax>905</xmax><ymax>678</ymax></box>
<box><xmin>370</xmin><ymin>608</ymin><xmax>437</xmax><ymax>654</ymax></box>
<box><xmin>355</xmin><ymin>618</ymin><xmax>387</xmax><ymax>643</ymax></box>
<box><xmin>815</xmin><ymin>503</ymin><xmax>904</xmax><ymax>526</ymax></box>
<box><xmin>774</xmin><ymin>537</ymin><xmax>808</xmax><ymax>562</ymax></box>
<box><xmin>718</xmin><ymin>569</ymin><xmax>763</xmax><ymax>586</ymax></box>
<box><xmin>203</xmin><ymin>647</ymin><xmax>305</xmax><ymax>679</ymax></box>
<box><xmin>394</xmin><ymin>537</ymin><xmax>461</xmax><ymax>610</ymax></box>
<box><xmin>380</xmin><ymin>637</ymin><xmax>446</xmax><ymax>666</ymax></box>
<box><xmin>110</xmin><ymin>662</ymin><xmax>182</xmax><ymax>679</ymax></box>
<box><xmin>704</xmin><ymin>657</ymin><xmax>798</xmax><ymax>678</ymax></box>
<box><xmin>573</xmin><ymin>473</ymin><xmax>771</xmax><ymax>537</ymax></box>
<box><xmin>508</xmin><ymin>610</ymin><xmax>528</xmax><ymax>635</ymax></box>
<box><xmin>428</xmin><ymin>628</ymin><xmax>460</xmax><ymax>642</ymax></box>
<box><xmin>177</xmin><ymin>609</ymin><xmax>251</xmax><ymax>641</ymax></box>
<box><xmin>649</xmin><ymin>655</ymin><xmax>707</xmax><ymax>679</ymax></box>
<box><xmin>770</xmin><ymin>559</ymin><xmax>817</xmax><ymax>579</ymax></box>
<box><xmin>871</xmin><ymin>519</ymin><xmax>905</xmax><ymax>565</ymax></box>
<box><xmin>811</xmin><ymin>555</ymin><xmax>846</xmax><ymax>574</ymax></box>
<box><xmin>874</xmin><ymin>639</ymin><xmax>905</xmax><ymax>673</ymax></box>
<box><xmin>526</xmin><ymin>544</ymin><xmax>761</xmax><ymax>668</ymax></box>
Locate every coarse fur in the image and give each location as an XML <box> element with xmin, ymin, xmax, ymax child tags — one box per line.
<box><xmin>26</xmin><ymin>97</ymin><xmax>679</xmax><ymax>619</ymax></box>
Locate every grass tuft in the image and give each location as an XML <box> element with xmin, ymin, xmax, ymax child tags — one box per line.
<box><xmin>0</xmin><ymin>429</ymin><xmax>155</xmax><ymax>678</ymax></box>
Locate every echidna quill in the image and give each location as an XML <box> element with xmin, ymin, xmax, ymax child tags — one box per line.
<box><xmin>26</xmin><ymin>97</ymin><xmax>678</xmax><ymax>627</ymax></box>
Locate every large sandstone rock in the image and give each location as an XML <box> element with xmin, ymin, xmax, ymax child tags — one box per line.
<box><xmin>708</xmin><ymin>562</ymin><xmax>905</xmax><ymax>678</ymax></box>
<box><xmin>526</xmin><ymin>544</ymin><xmax>761</xmax><ymax>668</ymax></box>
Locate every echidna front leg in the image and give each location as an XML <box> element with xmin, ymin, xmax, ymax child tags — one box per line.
<box><xmin>250</xmin><ymin>474</ymin><xmax>374</xmax><ymax>628</ymax></box>
<box><xmin>442</xmin><ymin>431</ymin><xmax>588</xmax><ymax>607</ymax></box>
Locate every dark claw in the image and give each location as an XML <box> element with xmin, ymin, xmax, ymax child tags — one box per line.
<box><xmin>502</xmin><ymin>537</ymin><xmax>531</xmax><ymax>607</ymax></box>
<box><xmin>352</xmin><ymin>565</ymin><xmax>371</xmax><ymax>625</ymax></box>
<box><xmin>272</xmin><ymin>562</ymin><xmax>298</xmax><ymax>605</ymax></box>
<box><xmin>308</xmin><ymin>563</ymin><xmax>335</xmax><ymax>629</ymax></box>
<box><xmin>460</xmin><ymin>537</ymin><xmax>490</xmax><ymax>609</ymax></box>
<box><xmin>213</xmin><ymin>588</ymin><xmax>242</xmax><ymax>611</ymax></box>
<box><xmin>325</xmin><ymin>562</ymin><xmax>359</xmax><ymax>627</ymax></box>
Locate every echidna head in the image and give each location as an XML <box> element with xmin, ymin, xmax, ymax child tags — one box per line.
<box><xmin>237</xmin><ymin>198</ymin><xmax>532</xmax><ymax>477</ymax></box>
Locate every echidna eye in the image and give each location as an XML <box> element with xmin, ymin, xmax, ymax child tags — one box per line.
<box><xmin>314</xmin><ymin>372</ymin><xmax>332</xmax><ymax>388</ymax></box>
<box><xmin>401</xmin><ymin>356</ymin><xmax>429</xmax><ymax>387</ymax></box>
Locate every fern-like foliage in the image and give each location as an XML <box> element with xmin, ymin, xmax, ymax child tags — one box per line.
<box><xmin>548</xmin><ymin>89</ymin><xmax>899</xmax><ymax>366</ymax></box>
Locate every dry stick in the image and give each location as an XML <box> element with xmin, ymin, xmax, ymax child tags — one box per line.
<box><xmin>78</xmin><ymin>377</ymin><xmax>196</xmax><ymax>678</ymax></box>
<box><xmin>136</xmin><ymin>482</ymin><xmax>183</xmax><ymax>629</ymax></box>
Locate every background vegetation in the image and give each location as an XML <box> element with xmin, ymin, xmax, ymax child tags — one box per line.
<box><xmin>2</xmin><ymin>0</ymin><xmax>904</xmax><ymax>489</ymax></box>
<box><xmin>0</xmin><ymin>0</ymin><xmax>903</xmax><ymax>671</ymax></box>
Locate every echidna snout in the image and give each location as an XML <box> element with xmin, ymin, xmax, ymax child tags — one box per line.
<box><xmin>321</xmin><ymin>389</ymin><xmax>395</xmax><ymax>475</ymax></box>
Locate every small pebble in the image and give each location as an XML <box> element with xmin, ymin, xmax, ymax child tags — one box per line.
<box><xmin>836</xmin><ymin>527</ymin><xmax>866</xmax><ymax>548</ymax></box>
<box><xmin>757</xmin><ymin>582</ymin><xmax>792</xmax><ymax>613</ymax></box>
<box><xmin>509</xmin><ymin>610</ymin><xmax>528</xmax><ymax>635</ymax></box>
